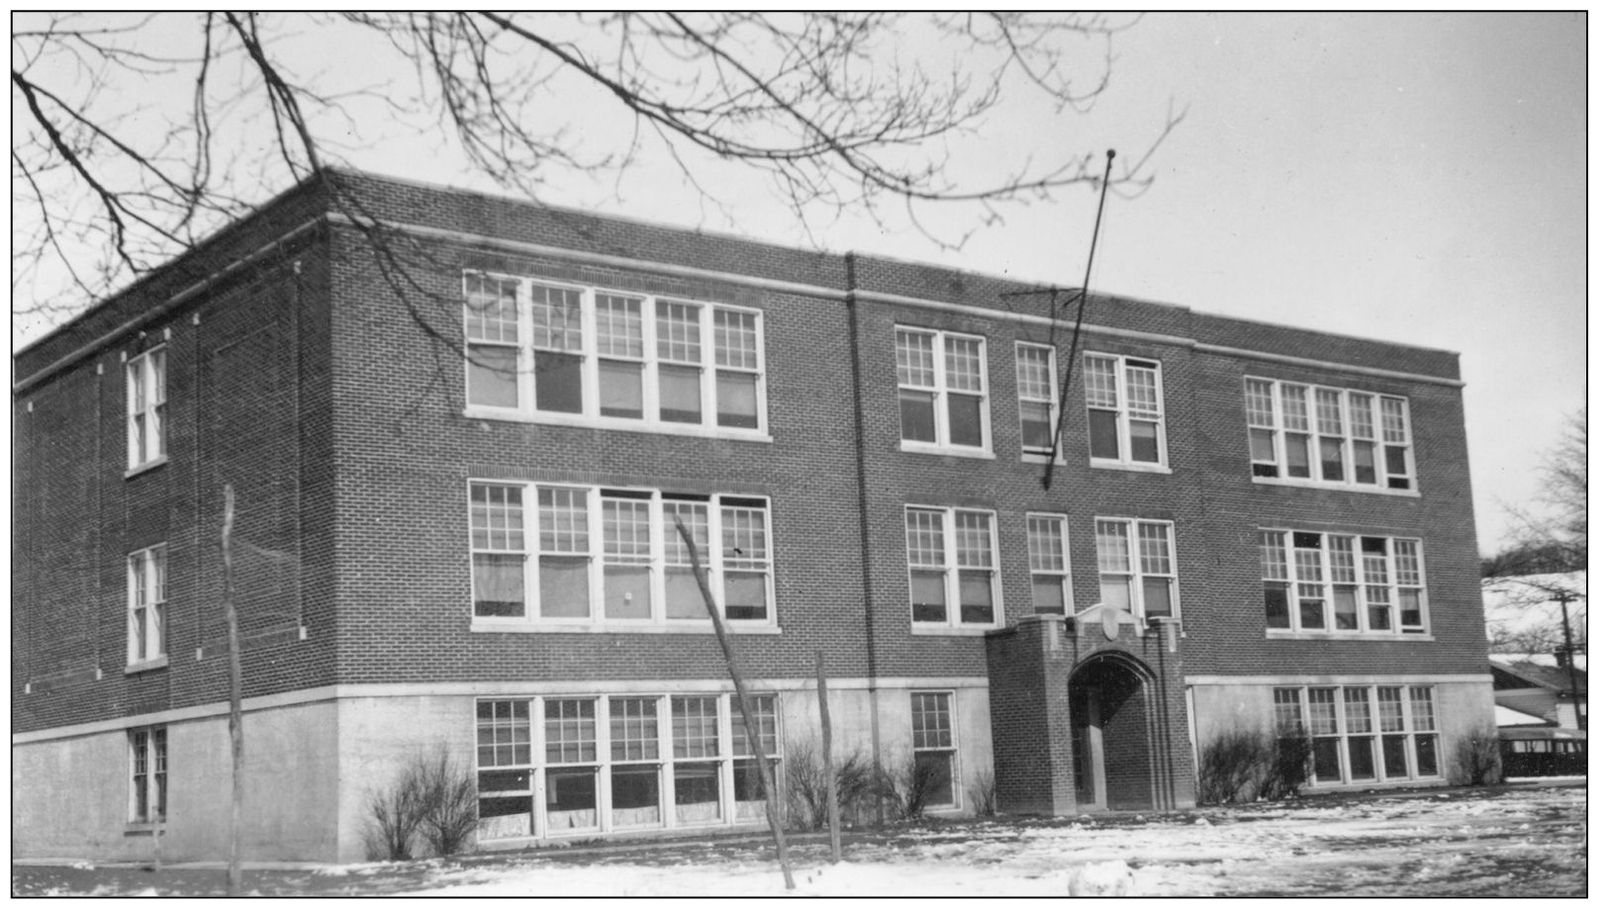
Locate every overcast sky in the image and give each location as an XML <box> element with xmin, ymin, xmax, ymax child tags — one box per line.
<box><xmin>12</xmin><ymin>12</ymin><xmax>1585</xmax><ymax>555</ymax></box>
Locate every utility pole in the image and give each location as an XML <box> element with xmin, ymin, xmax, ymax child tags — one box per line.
<box><xmin>222</xmin><ymin>485</ymin><xmax>244</xmax><ymax>895</ymax></box>
<box><xmin>1554</xmin><ymin>592</ymin><xmax>1585</xmax><ymax>731</ymax></box>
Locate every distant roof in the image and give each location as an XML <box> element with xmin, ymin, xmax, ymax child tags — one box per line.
<box><xmin>1492</xmin><ymin>658</ymin><xmax>1587</xmax><ymax>694</ymax></box>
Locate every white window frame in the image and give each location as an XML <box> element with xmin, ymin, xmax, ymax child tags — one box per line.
<box><xmin>1082</xmin><ymin>352</ymin><xmax>1168</xmax><ymax>470</ymax></box>
<box><xmin>1276</xmin><ymin>685</ymin><xmax>1440</xmax><ymax>786</ymax></box>
<box><xmin>473</xmin><ymin>692</ymin><xmax>781</xmax><ymax>842</ymax></box>
<box><xmin>1026</xmin><ymin>513</ymin><xmax>1072</xmax><ymax>615</ymax></box>
<box><xmin>463</xmin><ymin>272</ymin><xmax>769</xmax><ymax>439</ymax></box>
<box><xmin>1014</xmin><ymin>342</ymin><xmax>1059</xmax><ymax>459</ymax></box>
<box><xmin>127</xmin><ymin>544</ymin><xmax>168</xmax><ymax>666</ymax></box>
<box><xmin>910</xmin><ymin>691</ymin><xmax>960</xmax><ymax>811</ymax></box>
<box><xmin>1244</xmin><ymin>377</ymin><xmax>1417</xmax><ymax>493</ymax></box>
<box><xmin>895</xmin><ymin>326</ymin><xmax>992</xmax><ymax>456</ymax></box>
<box><xmin>126</xmin><ymin>346</ymin><xmax>167</xmax><ymax>470</ymax></box>
<box><xmin>128</xmin><ymin>725</ymin><xmax>167</xmax><ymax>825</ymax></box>
<box><xmin>1093</xmin><ymin>517</ymin><xmax>1179</xmax><ymax>619</ymax></box>
<box><xmin>467</xmin><ymin>481</ymin><xmax>776</xmax><ymax>631</ymax></box>
<box><xmin>904</xmin><ymin>505</ymin><xmax>1003</xmax><ymax>631</ymax></box>
<box><xmin>1259</xmin><ymin>529</ymin><xmax>1430</xmax><ymax>638</ymax></box>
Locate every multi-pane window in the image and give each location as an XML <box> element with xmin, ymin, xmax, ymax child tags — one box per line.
<box><xmin>730</xmin><ymin>694</ymin><xmax>781</xmax><ymax>822</ymax></box>
<box><xmin>1027</xmin><ymin>514</ymin><xmax>1071</xmax><ymax>615</ymax></box>
<box><xmin>476</xmin><ymin>700</ymin><xmax>538</xmax><ymax>837</ymax></box>
<box><xmin>464</xmin><ymin>273</ymin><xmax>766</xmax><ymax>434</ymax></box>
<box><xmin>609</xmin><ymin>698</ymin><xmax>662</xmax><ymax>827</ymax></box>
<box><xmin>1083</xmin><ymin>353</ymin><xmax>1165</xmax><ymax>466</ymax></box>
<box><xmin>470</xmin><ymin>482</ymin><xmax>773</xmax><ymax>626</ymax></box>
<box><xmin>910</xmin><ymin>692</ymin><xmax>957</xmax><ymax>808</ymax></box>
<box><xmin>127</xmin><ymin>545</ymin><xmax>168</xmax><ymax>664</ymax></box>
<box><xmin>1094</xmin><ymin>518</ymin><xmax>1178</xmax><ymax>618</ymax></box>
<box><xmin>1259</xmin><ymin>530</ymin><xmax>1429</xmax><ymax>635</ymax></box>
<box><xmin>129</xmin><ymin>726</ymin><xmax>167</xmax><ymax>824</ymax></box>
<box><xmin>896</xmin><ymin>327</ymin><xmax>990</xmax><ymax>451</ymax></box>
<box><xmin>126</xmin><ymin>347</ymin><xmax>167</xmax><ymax>468</ymax></box>
<box><xmin>1015</xmin><ymin>343</ymin><xmax>1058</xmax><ymax>456</ymax></box>
<box><xmin>1276</xmin><ymin>685</ymin><xmax>1440</xmax><ymax>785</ymax></box>
<box><xmin>544</xmin><ymin>699</ymin><xmax>601</xmax><ymax>833</ymax></box>
<box><xmin>671</xmin><ymin>696</ymin><xmax>723</xmax><ymax>824</ymax></box>
<box><xmin>1244</xmin><ymin>378</ymin><xmax>1414</xmax><ymax>490</ymax></box>
<box><xmin>905</xmin><ymin>507</ymin><xmax>1000</xmax><ymax>628</ymax></box>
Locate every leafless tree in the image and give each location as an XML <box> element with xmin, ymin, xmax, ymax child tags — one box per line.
<box><xmin>13</xmin><ymin>11</ymin><xmax>1181</xmax><ymax>335</ymax></box>
<box><xmin>1494</xmin><ymin>409</ymin><xmax>1587</xmax><ymax>576</ymax></box>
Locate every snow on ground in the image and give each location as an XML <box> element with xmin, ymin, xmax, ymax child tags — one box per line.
<box><xmin>11</xmin><ymin>784</ymin><xmax>1586</xmax><ymax>897</ymax></box>
<box><xmin>395</xmin><ymin>786</ymin><xmax>1585</xmax><ymax>897</ymax></box>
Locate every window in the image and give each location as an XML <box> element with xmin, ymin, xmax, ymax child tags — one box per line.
<box><xmin>475</xmin><ymin>692</ymin><xmax>779</xmax><ymax>840</ymax></box>
<box><xmin>905</xmin><ymin>507</ymin><xmax>1000</xmax><ymax>628</ymax></box>
<box><xmin>1244</xmin><ymin>378</ymin><xmax>1414</xmax><ymax>490</ymax></box>
<box><xmin>464</xmin><ymin>273</ymin><xmax>766</xmax><ymax>435</ymax></box>
<box><xmin>469</xmin><ymin>482</ymin><xmax>773</xmax><ymax>627</ymax></box>
<box><xmin>127</xmin><ymin>545</ymin><xmax>167</xmax><ymax>664</ymax></box>
<box><xmin>910</xmin><ymin>692</ymin><xmax>957</xmax><ymax>808</ymax></box>
<box><xmin>1276</xmin><ymin>685</ymin><xmax>1440</xmax><ymax>785</ymax></box>
<box><xmin>126</xmin><ymin>347</ymin><xmax>167</xmax><ymax>468</ymax></box>
<box><xmin>1094</xmin><ymin>518</ymin><xmax>1177</xmax><ymax>618</ymax></box>
<box><xmin>129</xmin><ymin>726</ymin><xmax>167</xmax><ymax>824</ymax></box>
<box><xmin>1083</xmin><ymin>353</ymin><xmax>1165</xmax><ymax>467</ymax></box>
<box><xmin>1015</xmin><ymin>343</ymin><xmax>1058</xmax><ymax>456</ymax></box>
<box><xmin>1259</xmin><ymin>530</ymin><xmax>1429</xmax><ymax>636</ymax></box>
<box><xmin>896</xmin><ymin>327</ymin><xmax>990</xmax><ymax>452</ymax></box>
<box><xmin>1027</xmin><ymin>514</ymin><xmax>1071</xmax><ymax>615</ymax></box>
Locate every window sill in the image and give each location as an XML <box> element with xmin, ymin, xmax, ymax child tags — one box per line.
<box><xmin>898</xmin><ymin>442</ymin><xmax>995</xmax><ymax>460</ymax></box>
<box><xmin>1250</xmin><ymin>476</ymin><xmax>1420</xmax><ymax>498</ymax></box>
<box><xmin>1264</xmin><ymin>630</ymin><xmax>1434</xmax><ymax>642</ymax></box>
<box><xmin>124</xmin><ymin>823</ymin><xmax>166</xmax><ymax>836</ymax></box>
<box><xmin>470</xmin><ymin>622</ymin><xmax>781</xmax><ymax>635</ymax></box>
<box><xmin>911</xmin><ymin>624</ymin><xmax>1000</xmax><ymax>636</ymax></box>
<box><xmin>124</xmin><ymin>456</ymin><xmax>169</xmax><ymax>479</ymax></box>
<box><xmin>1021</xmin><ymin>451</ymin><xmax>1066</xmax><ymax>465</ymax></box>
<box><xmin>124</xmin><ymin>656</ymin><xmax>169</xmax><ymax>674</ymax></box>
<box><xmin>1089</xmin><ymin>459</ymin><xmax>1172</xmax><ymax>475</ymax></box>
<box><xmin>463</xmin><ymin>406</ymin><xmax>772</xmax><ymax>443</ymax></box>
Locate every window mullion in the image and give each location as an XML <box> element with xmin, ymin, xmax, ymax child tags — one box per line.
<box><xmin>1114</xmin><ymin>362</ymin><xmax>1130</xmax><ymax>462</ymax></box>
<box><xmin>579</xmin><ymin>289</ymin><xmax>599</xmax><ymax>418</ymax></box>
<box><xmin>752</xmin><ymin>311</ymin><xmax>769</xmax><ymax>435</ymax></box>
<box><xmin>943</xmin><ymin>509</ymin><xmax>959</xmax><ymax>626</ymax></box>
<box><xmin>649</xmin><ymin>493</ymin><xmax>667</xmax><ymax>624</ymax></box>
<box><xmin>933</xmin><ymin>335</ymin><xmax>950</xmax><ymax>447</ymax></box>
<box><xmin>516</xmin><ymin>281</ymin><xmax>536</xmax><ymax>413</ymax></box>
<box><xmin>643</xmin><ymin>298</ymin><xmax>661</xmax><ymax>425</ymax></box>
<box><xmin>595</xmin><ymin>695</ymin><xmax>613</xmax><ymax>834</ymax></box>
<box><xmin>524</xmin><ymin>483</ymin><xmax>539</xmax><ymax>623</ymax></box>
<box><xmin>588</xmin><ymin>489</ymin><xmax>604</xmax><ymax>625</ymax></box>
<box><xmin>1126</xmin><ymin>521</ymin><xmax>1141</xmax><ymax>610</ymax></box>
<box><xmin>700</xmin><ymin>304</ymin><xmax>716</xmax><ymax>428</ymax></box>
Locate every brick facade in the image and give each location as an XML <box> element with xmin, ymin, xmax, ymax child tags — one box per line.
<box><xmin>12</xmin><ymin>169</ymin><xmax>1492</xmax><ymax>861</ymax></box>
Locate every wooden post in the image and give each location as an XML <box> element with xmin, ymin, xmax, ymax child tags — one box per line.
<box><xmin>817</xmin><ymin>650</ymin><xmax>842</xmax><ymax>862</ymax></box>
<box><xmin>222</xmin><ymin>485</ymin><xmax>244</xmax><ymax>896</ymax></box>
<box><xmin>674</xmin><ymin>516</ymin><xmax>793</xmax><ymax>890</ymax></box>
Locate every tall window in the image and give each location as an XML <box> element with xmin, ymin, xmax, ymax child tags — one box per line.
<box><xmin>1015</xmin><ymin>343</ymin><xmax>1058</xmax><ymax>456</ymax></box>
<box><xmin>126</xmin><ymin>347</ymin><xmax>167</xmax><ymax>468</ymax></box>
<box><xmin>1083</xmin><ymin>353</ymin><xmax>1165</xmax><ymax>467</ymax></box>
<box><xmin>730</xmin><ymin>694</ymin><xmax>780</xmax><ymax>822</ymax></box>
<box><xmin>609</xmin><ymin>698</ymin><xmax>662</xmax><ymax>828</ymax></box>
<box><xmin>671</xmin><ymin>696</ymin><xmax>723</xmax><ymax>824</ymax></box>
<box><xmin>1276</xmin><ymin>685</ymin><xmax>1439</xmax><ymax>785</ymax></box>
<box><xmin>905</xmin><ymin>506</ymin><xmax>1000</xmax><ymax>628</ymax></box>
<box><xmin>127</xmin><ymin>545</ymin><xmax>168</xmax><ymax>664</ymax></box>
<box><xmin>464</xmin><ymin>273</ymin><xmax>766</xmax><ymax>434</ymax></box>
<box><xmin>1094</xmin><ymin>518</ymin><xmax>1178</xmax><ymax>618</ymax></box>
<box><xmin>1259</xmin><ymin>530</ymin><xmax>1428</xmax><ymax>636</ymax></box>
<box><xmin>470</xmin><ymin>482</ymin><xmax>774</xmax><ymax>626</ymax></box>
<box><xmin>129</xmin><ymin>726</ymin><xmax>167</xmax><ymax>824</ymax></box>
<box><xmin>1244</xmin><ymin>378</ymin><xmax>1414</xmax><ymax>490</ymax></box>
<box><xmin>896</xmin><ymin>327</ymin><xmax>989</xmax><ymax>452</ymax></box>
<box><xmin>1027</xmin><ymin>514</ymin><xmax>1071</xmax><ymax>615</ymax></box>
<box><xmin>910</xmin><ymin>692</ymin><xmax>957</xmax><ymax>808</ymax></box>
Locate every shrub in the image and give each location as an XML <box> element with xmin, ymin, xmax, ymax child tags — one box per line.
<box><xmin>1195</xmin><ymin>728</ymin><xmax>1309</xmax><ymax>805</ymax></box>
<box><xmin>966</xmin><ymin>770</ymin><xmax>997</xmax><ymax>817</ymax></box>
<box><xmin>1196</xmin><ymin>728</ymin><xmax>1269</xmax><ymax>805</ymax></box>
<box><xmin>1452</xmin><ymin>729</ymin><xmax>1503</xmax><ymax>786</ymax></box>
<box><xmin>785</xmin><ymin>740</ymin><xmax>896</xmax><ymax>830</ymax></box>
<box><xmin>362</xmin><ymin>747</ymin><xmax>479</xmax><ymax>861</ymax></box>
<box><xmin>892</xmin><ymin>753</ymin><xmax>949</xmax><ymax>820</ymax></box>
<box><xmin>414</xmin><ymin>750</ymin><xmax>479</xmax><ymax>857</ymax></box>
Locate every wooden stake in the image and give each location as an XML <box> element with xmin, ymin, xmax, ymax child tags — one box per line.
<box><xmin>674</xmin><ymin>515</ymin><xmax>794</xmax><ymax>890</ymax></box>
<box><xmin>817</xmin><ymin>651</ymin><xmax>842</xmax><ymax>862</ymax></box>
<box><xmin>222</xmin><ymin>485</ymin><xmax>244</xmax><ymax>895</ymax></box>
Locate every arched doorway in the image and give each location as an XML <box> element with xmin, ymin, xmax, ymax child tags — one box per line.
<box><xmin>1069</xmin><ymin>653</ymin><xmax>1157</xmax><ymax>811</ymax></box>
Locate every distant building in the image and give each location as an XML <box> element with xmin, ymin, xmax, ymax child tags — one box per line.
<box><xmin>1492</xmin><ymin>657</ymin><xmax>1587</xmax><ymax>732</ymax></box>
<box><xmin>12</xmin><ymin>169</ymin><xmax>1494</xmax><ymax>862</ymax></box>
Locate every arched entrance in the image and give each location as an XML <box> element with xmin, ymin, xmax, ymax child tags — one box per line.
<box><xmin>1069</xmin><ymin>653</ymin><xmax>1157</xmax><ymax>811</ymax></box>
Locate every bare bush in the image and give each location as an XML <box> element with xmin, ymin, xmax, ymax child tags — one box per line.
<box><xmin>785</xmin><ymin>739</ymin><xmax>896</xmax><ymax>830</ymax></box>
<box><xmin>1452</xmin><ymin>730</ymin><xmax>1504</xmax><ymax>786</ymax></box>
<box><xmin>892</xmin><ymin>753</ymin><xmax>950</xmax><ymax>820</ymax></box>
<box><xmin>967</xmin><ymin>770</ymin><xmax>997</xmax><ymax>817</ymax></box>
<box><xmin>1196</xmin><ymin>728</ymin><xmax>1309</xmax><ymax>805</ymax></box>
<box><xmin>362</xmin><ymin>747</ymin><xmax>479</xmax><ymax>860</ymax></box>
<box><xmin>1259</xmin><ymin>734</ymin><xmax>1311</xmax><ymax>801</ymax></box>
<box><xmin>363</xmin><ymin>763</ymin><xmax>426</xmax><ymax>861</ymax></box>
